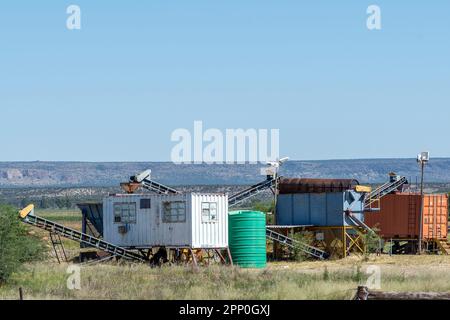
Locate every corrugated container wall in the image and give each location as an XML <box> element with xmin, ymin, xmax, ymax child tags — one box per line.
<box><xmin>276</xmin><ymin>191</ymin><xmax>366</xmax><ymax>227</ymax></box>
<box><xmin>365</xmin><ymin>193</ymin><xmax>449</xmax><ymax>240</ymax></box>
<box><xmin>103</xmin><ymin>193</ymin><xmax>228</xmax><ymax>249</ymax></box>
<box><xmin>190</xmin><ymin>193</ymin><xmax>228</xmax><ymax>249</ymax></box>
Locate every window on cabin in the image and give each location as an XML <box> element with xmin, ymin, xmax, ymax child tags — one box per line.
<box><xmin>113</xmin><ymin>202</ymin><xmax>136</xmax><ymax>224</ymax></box>
<box><xmin>201</xmin><ymin>202</ymin><xmax>218</xmax><ymax>222</ymax></box>
<box><xmin>162</xmin><ymin>201</ymin><xmax>186</xmax><ymax>223</ymax></box>
<box><xmin>140</xmin><ymin>198</ymin><xmax>151</xmax><ymax>209</ymax></box>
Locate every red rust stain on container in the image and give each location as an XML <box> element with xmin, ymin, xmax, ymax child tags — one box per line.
<box><xmin>278</xmin><ymin>178</ymin><xmax>359</xmax><ymax>194</ymax></box>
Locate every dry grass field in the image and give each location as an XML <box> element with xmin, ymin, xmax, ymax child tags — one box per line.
<box><xmin>1</xmin><ymin>255</ymin><xmax>450</xmax><ymax>300</ymax></box>
<box><xmin>1</xmin><ymin>209</ymin><xmax>450</xmax><ymax>300</ymax></box>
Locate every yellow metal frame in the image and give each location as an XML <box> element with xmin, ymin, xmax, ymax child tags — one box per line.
<box><xmin>355</xmin><ymin>185</ymin><xmax>372</xmax><ymax>193</ymax></box>
<box><xmin>308</xmin><ymin>226</ymin><xmax>366</xmax><ymax>258</ymax></box>
<box><xmin>366</xmin><ymin>197</ymin><xmax>380</xmax><ymax>211</ymax></box>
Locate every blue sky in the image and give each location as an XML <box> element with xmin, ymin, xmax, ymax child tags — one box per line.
<box><xmin>0</xmin><ymin>1</ymin><xmax>449</xmax><ymax>161</ymax></box>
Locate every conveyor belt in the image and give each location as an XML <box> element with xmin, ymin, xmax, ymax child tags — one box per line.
<box><xmin>139</xmin><ymin>178</ymin><xmax>179</xmax><ymax>195</ymax></box>
<box><xmin>365</xmin><ymin>176</ymin><xmax>408</xmax><ymax>209</ymax></box>
<box><xmin>130</xmin><ymin>170</ymin><xmax>179</xmax><ymax>195</ymax></box>
<box><xmin>229</xmin><ymin>177</ymin><xmax>277</xmax><ymax>208</ymax></box>
<box><xmin>20</xmin><ymin>206</ymin><xmax>145</xmax><ymax>262</ymax></box>
<box><xmin>266</xmin><ymin>228</ymin><xmax>329</xmax><ymax>260</ymax></box>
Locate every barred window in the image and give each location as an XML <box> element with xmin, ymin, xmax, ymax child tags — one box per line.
<box><xmin>114</xmin><ymin>202</ymin><xmax>136</xmax><ymax>224</ymax></box>
<box><xmin>162</xmin><ymin>201</ymin><xmax>186</xmax><ymax>223</ymax></box>
<box><xmin>201</xmin><ymin>202</ymin><xmax>218</xmax><ymax>222</ymax></box>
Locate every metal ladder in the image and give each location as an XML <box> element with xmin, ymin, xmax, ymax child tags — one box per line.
<box><xmin>407</xmin><ymin>195</ymin><xmax>417</xmax><ymax>236</ymax></box>
<box><xmin>22</xmin><ymin>214</ymin><xmax>146</xmax><ymax>262</ymax></box>
<box><xmin>266</xmin><ymin>228</ymin><xmax>329</xmax><ymax>260</ymax></box>
<box><xmin>229</xmin><ymin>177</ymin><xmax>277</xmax><ymax>208</ymax></box>
<box><xmin>365</xmin><ymin>176</ymin><xmax>408</xmax><ymax>209</ymax></box>
<box><xmin>49</xmin><ymin>232</ymin><xmax>68</xmax><ymax>263</ymax></box>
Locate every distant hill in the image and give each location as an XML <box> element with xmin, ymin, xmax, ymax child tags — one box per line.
<box><xmin>0</xmin><ymin>158</ymin><xmax>450</xmax><ymax>187</ymax></box>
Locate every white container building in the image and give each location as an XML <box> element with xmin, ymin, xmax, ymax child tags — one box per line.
<box><xmin>102</xmin><ymin>193</ymin><xmax>229</xmax><ymax>249</ymax></box>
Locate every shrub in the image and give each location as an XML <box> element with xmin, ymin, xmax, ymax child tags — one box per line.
<box><xmin>355</xmin><ymin>226</ymin><xmax>382</xmax><ymax>261</ymax></box>
<box><xmin>291</xmin><ymin>231</ymin><xmax>315</xmax><ymax>262</ymax></box>
<box><xmin>0</xmin><ymin>204</ymin><xmax>45</xmax><ymax>283</ymax></box>
<box><xmin>252</xmin><ymin>200</ymin><xmax>275</xmax><ymax>224</ymax></box>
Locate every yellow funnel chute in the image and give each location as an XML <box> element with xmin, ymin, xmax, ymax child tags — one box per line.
<box><xmin>19</xmin><ymin>204</ymin><xmax>34</xmax><ymax>219</ymax></box>
<box><xmin>355</xmin><ymin>185</ymin><xmax>372</xmax><ymax>193</ymax></box>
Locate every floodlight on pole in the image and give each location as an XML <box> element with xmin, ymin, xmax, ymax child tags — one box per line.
<box><xmin>417</xmin><ymin>151</ymin><xmax>429</xmax><ymax>254</ymax></box>
<box><xmin>265</xmin><ymin>157</ymin><xmax>289</xmax><ymax>219</ymax></box>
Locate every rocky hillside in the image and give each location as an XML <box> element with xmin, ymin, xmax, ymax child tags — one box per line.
<box><xmin>1</xmin><ymin>158</ymin><xmax>450</xmax><ymax>187</ymax></box>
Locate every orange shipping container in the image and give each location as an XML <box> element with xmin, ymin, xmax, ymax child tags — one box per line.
<box><xmin>365</xmin><ymin>193</ymin><xmax>449</xmax><ymax>240</ymax></box>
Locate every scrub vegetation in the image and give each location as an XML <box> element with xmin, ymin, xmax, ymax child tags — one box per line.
<box><xmin>2</xmin><ymin>208</ymin><xmax>450</xmax><ymax>300</ymax></box>
<box><xmin>0</xmin><ymin>205</ymin><xmax>46</xmax><ymax>283</ymax></box>
<box><xmin>1</xmin><ymin>255</ymin><xmax>450</xmax><ymax>300</ymax></box>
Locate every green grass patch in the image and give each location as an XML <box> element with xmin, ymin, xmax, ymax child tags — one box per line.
<box><xmin>36</xmin><ymin>209</ymin><xmax>81</xmax><ymax>223</ymax></box>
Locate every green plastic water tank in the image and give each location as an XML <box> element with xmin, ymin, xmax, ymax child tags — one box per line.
<box><xmin>228</xmin><ymin>210</ymin><xmax>267</xmax><ymax>268</ymax></box>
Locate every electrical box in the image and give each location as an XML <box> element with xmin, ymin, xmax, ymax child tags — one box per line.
<box><xmin>315</xmin><ymin>232</ymin><xmax>325</xmax><ymax>241</ymax></box>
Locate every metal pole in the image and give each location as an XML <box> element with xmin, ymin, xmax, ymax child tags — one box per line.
<box><xmin>342</xmin><ymin>227</ymin><xmax>346</xmax><ymax>258</ymax></box>
<box><xmin>272</xmin><ymin>170</ymin><xmax>279</xmax><ymax>260</ymax></box>
<box><xmin>418</xmin><ymin>162</ymin><xmax>425</xmax><ymax>254</ymax></box>
<box><xmin>273</xmin><ymin>174</ymin><xmax>276</xmax><ymax>215</ymax></box>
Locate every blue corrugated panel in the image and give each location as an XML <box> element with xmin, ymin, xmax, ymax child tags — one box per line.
<box><xmin>77</xmin><ymin>203</ymin><xmax>103</xmax><ymax>236</ymax></box>
<box><xmin>276</xmin><ymin>191</ymin><xmax>366</xmax><ymax>227</ymax></box>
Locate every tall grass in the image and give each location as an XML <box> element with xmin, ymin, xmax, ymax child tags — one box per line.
<box><xmin>2</xmin><ymin>255</ymin><xmax>450</xmax><ymax>300</ymax></box>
